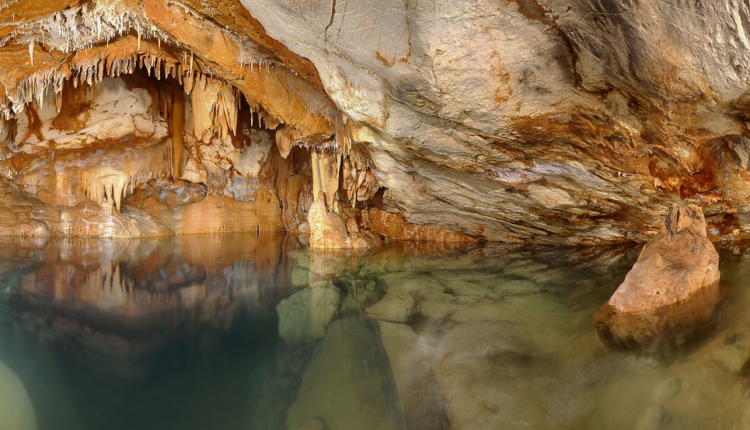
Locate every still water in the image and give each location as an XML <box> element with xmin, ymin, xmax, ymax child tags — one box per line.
<box><xmin>0</xmin><ymin>234</ymin><xmax>749</xmax><ymax>430</ymax></box>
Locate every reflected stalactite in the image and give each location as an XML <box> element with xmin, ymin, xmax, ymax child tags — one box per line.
<box><xmin>3</xmin><ymin>233</ymin><xmax>290</xmax><ymax>386</ymax></box>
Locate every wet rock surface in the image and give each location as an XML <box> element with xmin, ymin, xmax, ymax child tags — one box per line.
<box><xmin>594</xmin><ymin>204</ymin><xmax>723</xmax><ymax>356</ymax></box>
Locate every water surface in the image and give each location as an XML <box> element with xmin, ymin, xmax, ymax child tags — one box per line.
<box><xmin>0</xmin><ymin>235</ymin><xmax>749</xmax><ymax>430</ymax></box>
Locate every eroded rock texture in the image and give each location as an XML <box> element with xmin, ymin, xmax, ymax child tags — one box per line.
<box><xmin>240</xmin><ymin>0</ymin><xmax>750</xmax><ymax>243</ymax></box>
<box><xmin>3</xmin><ymin>0</ymin><xmax>750</xmax><ymax>242</ymax></box>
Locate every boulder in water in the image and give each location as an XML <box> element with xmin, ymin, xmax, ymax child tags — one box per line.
<box><xmin>594</xmin><ymin>204</ymin><xmax>723</xmax><ymax>354</ymax></box>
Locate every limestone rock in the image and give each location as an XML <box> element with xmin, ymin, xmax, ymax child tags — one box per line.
<box><xmin>169</xmin><ymin>191</ymin><xmax>284</xmax><ymax>234</ymax></box>
<box><xmin>236</xmin><ymin>130</ymin><xmax>272</xmax><ymax>178</ymax></box>
<box><xmin>307</xmin><ymin>199</ymin><xmax>381</xmax><ymax>249</ymax></box>
<box><xmin>365</xmin><ymin>293</ymin><xmax>415</xmax><ymax>323</ymax></box>
<box><xmin>369</xmin><ymin>208</ymin><xmax>475</xmax><ymax>243</ymax></box>
<box><xmin>726</xmin><ymin>135</ymin><xmax>750</xmax><ymax>169</ymax></box>
<box><xmin>286</xmin><ymin>318</ymin><xmax>395</xmax><ymax>430</ymax></box>
<box><xmin>0</xmin><ymin>361</ymin><xmax>37</xmax><ymax>430</ymax></box>
<box><xmin>9</xmin><ymin>0</ymin><xmax>750</xmax><ymax>244</ymax></box>
<box><xmin>14</xmin><ymin>77</ymin><xmax>168</xmax><ymax>151</ymax></box>
<box><xmin>291</xmin><ymin>267</ymin><xmax>309</xmax><ymax>288</ymax></box>
<box><xmin>594</xmin><ymin>204</ymin><xmax>723</xmax><ymax>353</ymax></box>
<box><xmin>0</xmin><ymin>179</ymin><xmax>52</xmax><ymax>237</ymax></box>
<box><xmin>276</xmin><ymin>286</ymin><xmax>340</xmax><ymax>346</ymax></box>
<box><xmin>180</xmin><ymin>159</ymin><xmax>208</xmax><ymax>184</ymax></box>
<box><xmin>237</xmin><ymin>0</ymin><xmax>750</xmax><ymax>243</ymax></box>
<box><xmin>157</xmin><ymin>184</ymin><xmax>207</xmax><ymax>208</ymax></box>
<box><xmin>58</xmin><ymin>202</ymin><xmax>174</xmax><ymax>238</ymax></box>
<box><xmin>345</xmin><ymin>217</ymin><xmax>359</xmax><ymax>234</ymax></box>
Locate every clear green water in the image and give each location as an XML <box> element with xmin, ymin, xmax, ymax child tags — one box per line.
<box><xmin>0</xmin><ymin>235</ymin><xmax>749</xmax><ymax>430</ymax></box>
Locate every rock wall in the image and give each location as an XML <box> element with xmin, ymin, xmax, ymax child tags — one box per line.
<box><xmin>4</xmin><ymin>0</ymin><xmax>750</xmax><ymax>243</ymax></box>
<box><xmin>0</xmin><ymin>67</ymin><xmax>287</xmax><ymax>237</ymax></box>
<box><xmin>239</xmin><ymin>0</ymin><xmax>750</xmax><ymax>244</ymax></box>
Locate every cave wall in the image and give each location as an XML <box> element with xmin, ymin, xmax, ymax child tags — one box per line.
<box><xmin>2</xmin><ymin>0</ymin><xmax>750</xmax><ymax>243</ymax></box>
<box><xmin>0</xmin><ymin>68</ymin><xmax>287</xmax><ymax>237</ymax></box>
<box><xmin>240</xmin><ymin>0</ymin><xmax>750</xmax><ymax>244</ymax></box>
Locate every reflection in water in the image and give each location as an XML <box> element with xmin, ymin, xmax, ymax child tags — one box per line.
<box><xmin>0</xmin><ymin>236</ymin><xmax>749</xmax><ymax>429</ymax></box>
<box><xmin>0</xmin><ymin>234</ymin><xmax>293</xmax><ymax>430</ymax></box>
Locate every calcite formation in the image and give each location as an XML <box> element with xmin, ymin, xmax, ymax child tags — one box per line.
<box><xmin>307</xmin><ymin>197</ymin><xmax>381</xmax><ymax>249</ymax></box>
<box><xmin>594</xmin><ymin>204</ymin><xmax>723</xmax><ymax>355</ymax></box>
<box><xmin>3</xmin><ymin>0</ymin><xmax>750</xmax><ymax>244</ymax></box>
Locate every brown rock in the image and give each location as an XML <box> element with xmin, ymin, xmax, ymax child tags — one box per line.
<box><xmin>369</xmin><ymin>208</ymin><xmax>476</xmax><ymax>243</ymax></box>
<box><xmin>307</xmin><ymin>199</ymin><xmax>350</xmax><ymax>249</ymax></box>
<box><xmin>160</xmin><ymin>184</ymin><xmax>206</xmax><ymax>208</ymax></box>
<box><xmin>58</xmin><ymin>202</ymin><xmax>174</xmax><ymax>238</ymax></box>
<box><xmin>594</xmin><ymin>204</ymin><xmax>723</xmax><ymax>355</ymax></box>
<box><xmin>345</xmin><ymin>217</ymin><xmax>359</xmax><ymax>234</ymax></box>
<box><xmin>308</xmin><ymin>199</ymin><xmax>381</xmax><ymax>249</ymax></box>
<box><xmin>172</xmin><ymin>190</ymin><xmax>284</xmax><ymax>234</ymax></box>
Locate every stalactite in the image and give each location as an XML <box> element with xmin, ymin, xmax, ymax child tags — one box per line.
<box><xmin>0</xmin><ymin>9</ymin><xmax>276</xmax><ymax>127</ymax></box>
<box><xmin>341</xmin><ymin>144</ymin><xmax>379</xmax><ymax>207</ymax></box>
<box><xmin>311</xmin><ymin>151</ymin><xmax>321</xmax><ymax>204</ymax></box>
<box><xmin>335</xmin><ymin>114</ymin><xmax>353</xmax><ymax>156</ymax></box>
<box><xmin>190</xmin><ymin>75</ymin><xmax>238</xmax><ymax>144</ymax></box>
<box><xmin>184</xmin><ymin>72</ymin><xmax>195</xmax><ymax>95</ymax></box>
<box><xmin>71</xmin><ymin>143</ymin><xmax>172</xmax><ymax>214</ymax></box>
<box><xmin>275</xmin><ymin>125</ymin><xmax>301</xmax><ymax>159</ymax></box>
<box><xmin>171</xmin><ymin>88</ymin><xmax>185</xmax><ymax>178</ymax></box>
<box><xmin>311</xmin><ymin>149</ymin><xmax>342</xmax><ymax>207</ymax></box>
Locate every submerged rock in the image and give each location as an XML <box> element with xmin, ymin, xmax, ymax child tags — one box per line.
<box><xmin>0</xmin><ymin>360</ymin><xmax>37</xmax><ymax>430</ymax></box>
<box><xmin>365</xmin><ymin>293</ymin><xmax>415</xmax><ymax>323</ymax></box>
<box><xmin>286</xmin><ymin>318</ymin><xmax>395</xmax><ymax>430</ymax></box>
<box><xmin>594</xmin><ymin>204</ymin><xmax>723</xmax><ymax>354</ymax></box>
<box><xmin>276</xmin><ymin>286</ymin><xmax>340</xmax><ymax>346</ymax></box>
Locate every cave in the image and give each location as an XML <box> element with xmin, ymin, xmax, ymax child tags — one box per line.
<box><xmin>1</xmin><ymin>1</ymin><xmax>750</xmax><ymax>429</ymax></box>
<box><xmin>0</xmin><ymin>4</ymin><xmax>386</xmax><ymax>242</ymax></box>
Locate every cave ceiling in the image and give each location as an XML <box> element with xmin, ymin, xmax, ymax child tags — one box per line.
<box><xmin>2</xmin><ymin>0</ymin><xmax>750</xmax><ymax>244</ymax></box>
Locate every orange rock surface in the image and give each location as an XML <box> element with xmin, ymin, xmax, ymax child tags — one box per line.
<box><xmin>308</xmin><ymin>199</ymin><xmax>381</xmax><ymax>249</ymax></box>
<box><xmin>368</xmin><ymin>208</ymin><xmax>476</xmax><ymax>243</ymax></box>
<box><xmin>594</xmin><ymin>204</ymin><xmax>723</xmax><ymax>355</ymax></box>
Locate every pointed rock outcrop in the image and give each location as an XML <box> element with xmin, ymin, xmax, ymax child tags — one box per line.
<box><xmin>594</xmin><ymin>204</ymin><xmax>723</xmax><ymax>355</ymax></box>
